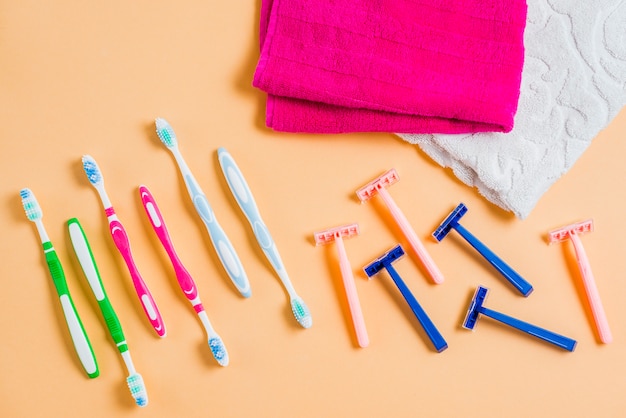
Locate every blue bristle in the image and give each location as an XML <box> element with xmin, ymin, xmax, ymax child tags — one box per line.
<box><xmin>20</xmin><ymin>188</ymin><xmax>42</xmax><ymax>221</ymax></box>
<box><xmin>209</xmin><ymin>337</ymin><xmax>227</xmax><ymax>361</ymax></box>
<box><xmin>82</xmin><ymin>156</ymin><xmax>102</xmax><ymax>185</ymax></box>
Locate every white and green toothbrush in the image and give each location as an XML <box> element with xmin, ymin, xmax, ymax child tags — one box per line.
<box><xmin>20</xmin><ymin>188</ymin><xmax>99</xmax><ymax>378</ymax></box>
<box><xmin>67</xmin><ymin>218</ymin><xmax>148</xmax><ymax>407</ymax></box>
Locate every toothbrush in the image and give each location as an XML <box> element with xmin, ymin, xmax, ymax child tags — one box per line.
<box><xmin>67</xmin><ymin>218</ymin><xmax>148</xmax><ymax>407</ymax></box>
<box><xmin>82</xmin><ymin>155</ymin><xmax>166</xmax><ymax>337</ymax></box>
<box><xmin>217</xmin><ymin>147</ymin><xmax>312</xmax><ymax>328</ymax></box>
<box><xmin>20</xmin><ymin>188</ymin><xmax>99</xmax><ymax>378</ymax></box>
<box><xmin>139</xmin><ymin>185</ymin><xmax>229</xmax><ymax>366</ymax></box>
<box><xmin>154</xmin><ymin>118</ymin><xmax>251</xmax><ymax>298</ymax></box>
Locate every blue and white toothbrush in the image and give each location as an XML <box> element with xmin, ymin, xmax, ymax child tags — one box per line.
<box><xmin>154</xmin><ymin>118</ymin><xmax>251</xmax><ymax>298</ymax></box>
<box><xmin>217</xmin><ymin>147</ymin><xmax>312</xmax><ymax>328</ymax></box>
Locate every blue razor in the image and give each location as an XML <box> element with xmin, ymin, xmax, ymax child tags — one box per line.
<box><xmin>433</xmin><ymin>203</ymin><xmax>533</xmax><ymax>296</ymax></box>
<box><xmin>464</xmin><ymin>286</ymin><xmax>577</xmax><ymax>351</ymax></box>
<box><xmin>364</xmin><ymin>245</ymin><xmax>448</xmax><ymax>352</ymax></box>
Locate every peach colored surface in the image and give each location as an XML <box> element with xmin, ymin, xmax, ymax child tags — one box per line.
<box><xmin>1</xmin><ymin>2</ymin><xmax>625</xmax><ymax>417</ymax></box>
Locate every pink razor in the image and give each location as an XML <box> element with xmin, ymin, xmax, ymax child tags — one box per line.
<box><xmin>139</xmin><ymin>185</ymin><xmax>229</xmax><ymax>365</ymax></box>
<box><xmin>549</xmin><ymin>219</ymin><xmax>612</xmax><ymax>344</ymax></box>
<box><xmin>314</xmin><ymin>224</ymin><xmax>369</xmax><ymax>348</ymax></box>
<box><xmin>356</xmin><ymin>169</ymin><xmax>444</xmax><ymax>284</ymax></box>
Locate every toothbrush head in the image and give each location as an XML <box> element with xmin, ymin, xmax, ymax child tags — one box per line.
<box><xmin>127</xmin><ymin>373</ymin><xmax>148</xmax><ymax>407</ymax></box>
<box><xmin>155</xmin><ymin>118</ymin><xmax>177</xmax><ymax>148</ymax></box>
<box><xmin>291</xmin><ymin>296</ymin><xmax>313</xmax><ymax>329</ymax></box>
<box><xmin>208</xmin><ymin>336</ymin><xmax>229</xmax><ymax>367</ymax></box>
<box><xmin>20</xmin><ymin>188</ymin><xmax>43</xmax><ymax>222</ymax></box>
<box><xmin>82</xmin><ymin>155</ymin><xmax>104</xmax><ymax>186</ymax></box>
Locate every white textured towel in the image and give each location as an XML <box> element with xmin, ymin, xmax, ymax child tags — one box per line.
<box><xmin>398</xmin><ymin>0</ymin><xmax>626</xmax><ymax>219</ymax></box>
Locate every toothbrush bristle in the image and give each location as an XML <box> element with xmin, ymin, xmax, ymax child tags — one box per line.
<box><xmin>82</xmin><ymin>155</ymin><xmax>103</xmax><ymax>185</ymax></box>
<box><xmin>291</xmin><ymin>297</ymin><xmax>312</xmax><ymax>329</ymax></box>
<box><xmin>155</xmin><ymin>118</ymin><xmax>177</xmax><ymax>148</ymax></box>
<box><xmin>127</xmin><ymin>373</ymin><xmax>148</xmax><ymax>407</ymax></box>
<box><xmin>20</xmin><ymin>188</ymin><xmax>42</xmax><ymax>221</ymax></box>
<box><xmin>208</xmin><ymin>337</ymin><xmax>229</xmax><ymax>367</ymax></box>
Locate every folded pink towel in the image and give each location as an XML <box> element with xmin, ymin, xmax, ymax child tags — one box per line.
<box><xmin>254</xmin><ymin>0</ymin><xmax>528</xmax><ymax>134</ymax></box>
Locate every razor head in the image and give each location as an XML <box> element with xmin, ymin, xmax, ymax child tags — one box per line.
<box><xmin>548</xmin><ymin>219</ymin><xmax>594</xmax><ymax>243</ymax></box>
<box><xmin>363</xmin><ymin>244</ymin><xmax>405</xmax><ymax>278</ymax></box>
<box><xmin>314</xmin><ymin>223</ymin><xmax>359</xmax><ymax>246</ymax></box>
<box><xmin>356</xmin><ymin>169</ymin><xmax>399</xmax><ymax>202</ymax></box>
<box><xmin>433</xmin><ymin>203</ymin><xmax>467</xmax><ymax>242</ymax></box>
<box><xmin>463</xmin><ymin>286</ymin><xmax>489</xmax><ymax>330</ymax></box>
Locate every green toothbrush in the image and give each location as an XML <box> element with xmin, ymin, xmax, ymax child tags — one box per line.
<box><xmin>67</xmin><ymin>218</ymin><xmax>148</xmax><ymax>406</ymax></box>
<box><xmin>67</xmin><ymin>218</ymin><xmax>148</xmax><ymax>407</ymax></box>
<box><xmin>20</xmin><ymin>188</ymin><xmax>99</xmax><ymax>378</ymax></box>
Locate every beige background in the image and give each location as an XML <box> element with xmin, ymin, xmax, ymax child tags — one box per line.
<box><xmin>2</xmin><ymin>2</ymin><xmax>625</xmax><ymax>417</ymax></box>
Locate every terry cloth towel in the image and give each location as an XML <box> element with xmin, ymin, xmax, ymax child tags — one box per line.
<box><xmin>398</xmin><ymin>0</ymin><xmax>626</xmax><ymax>219</ymax></box>
<box><xmin>254</xmin><ymin>0</ymin><xmax>528</xmax><ymax>134</ymax></box>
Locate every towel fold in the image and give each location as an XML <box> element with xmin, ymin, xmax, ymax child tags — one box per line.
<box><xmin>398</xmin><ymin>0</ymin><xmax>626</xmax><ymax>219</ymax></box>
<box><xmin>254</xmin><ymin>0</ymin><xmax>528</xmax><ymax>134</ymax></box>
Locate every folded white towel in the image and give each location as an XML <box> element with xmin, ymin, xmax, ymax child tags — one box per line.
<box><xmin>398</xmin><ymin>0</ymin><xmax>626</xmax><ymax>219</ymax></box>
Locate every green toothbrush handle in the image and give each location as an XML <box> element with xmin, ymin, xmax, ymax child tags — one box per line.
<box><xmin>43</xmin><ymin>242</ymin><xmax>99</xmax><ymax>378</ymax></box>
<box><xmin>67</xmin><ymin>218</ymin><xmax>128</xmax><ymax>353</ymax></box>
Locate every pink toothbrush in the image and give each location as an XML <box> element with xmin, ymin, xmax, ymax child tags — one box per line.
<box><xmin>82</xmin><ymin>155</ymin><xmax>166</xmax><ymax>337</ymax></box>
<box><xmin>549</xmin><ymin>219</ymin><xmax>612</xmax><ymax>344</ymax></box>
<box><xmin>139</xmin><ymin>185</ymin><xmax>229</xmax><ymax>365</ymax></box>
<box><xmin>314</xmin><ymin>224</ymin><xmax>369</xmax><ymax>348</ymax></box>
<box><xmin>356</xmin><ymin>169</ymin><xmax>444</xmax><ymax>284</ymax></box>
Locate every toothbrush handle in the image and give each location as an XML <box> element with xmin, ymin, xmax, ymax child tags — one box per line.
<box><xmin>453</xmin><ymin>223</ymin><xmax>533</xmax><ymax>297</ymax></box>
<box><xmin>183</xmin><ymin>173</ymin><xmax>250</xmax><ymax>297</ymax></box>
<box><xmin>139</xmin><ymin>186</ymin><xmax>202</xmax><ymax>306</ymax></box>
<box><xmin>67</xmin><ymin>219</ymin><xmax>128</xmax><ymax>353</ymax></box>
<box><xmin>43</xmin><ymin>243</ymin><xmax>99</xmax><ymax>378</ymax></box>
<box><xmin>109</xmin><ymin>218</ymin><xmax>166</xmax><ymax>337</ymax></box>
<box><xmin>376</xmin><ymin>187</ymin><xmax>444</xmax><ymax>284</ymax></box>
<box><xmin>569</xmin><ymin>233</ymin><xmax>612</xmax><ymax>343</ymax></box>
<box><xmin>217</xmin><ymin>148</ymin><xmax>295</xmax><ymax>294</ymax></box>
<box><xmin>480</xmin><ymin>307</ymin><xmax>577</xmax><ymax>351</ymax></box>
<box><xmin>385</xmin><ymin>264</ymin><xmax>448</xmax><ymax>352</ymax></box>
<box><xmin>335</xmin><ymin>237</ymin><xmax>369</xmax><ymax>348</ymax></box>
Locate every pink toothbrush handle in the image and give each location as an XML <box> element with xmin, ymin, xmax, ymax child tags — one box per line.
<box><xmin>377</xmin><ymin>187</ymin><xmax>444</xmax><ymax>284</ymax></box>
<box><xmin>108</xmin><ymin>215</ymin><xmax>166</xmax><ymax>337</ymax></box>
<box><xmin>570</xmin><ymin>233</ymin><xmax>612</xmax><ymax>343</ymax></box>
<box><xmin>335</xmin><ymin>237</ymin><xmax>369</xmax><ymax>348</ymax></box>
<box><xmin>139</xmin><ymin>186</ymin><xmax>203</xmax><ymax>311</ymax></box>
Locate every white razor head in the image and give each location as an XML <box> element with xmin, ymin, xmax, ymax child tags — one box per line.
<box><xmin>356</xmin><ymin>169</ymin><xmax>399</xmax><ymax>202</ymax></box>
<box><xmin>548</xmin><ymin>219</ymin><xmax>594</xmax><ymax>243</ymax></box>
<box><xmin>314</xmin><ymin>223</ymin><xmax>359</xmax><ymax>245</ymax></box>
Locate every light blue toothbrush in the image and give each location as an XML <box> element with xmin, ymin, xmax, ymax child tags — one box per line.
<box><xmin>154</xmin><ymin>118</ymin><xmax>251</xmax><ymax>298</ymax></box>
<box><xmin>217</xmin><ymin>147</ymin><xmax>312</xmax><ymax>328</ymax></box>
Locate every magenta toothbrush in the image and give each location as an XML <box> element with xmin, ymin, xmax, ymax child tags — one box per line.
<box><xmin>549</xmin><ymin>220</ymin><xmax>612</xmax><ymax>344</ymax></box>
<box><xmin>139</xmin><ymin>185</ymin><xmax>229</xmax><ymax>366</ymax></box>
<box><xmin>82</xmin><ymin>155</ymin><xmax>166</xmax><ymax>337</ymax></box>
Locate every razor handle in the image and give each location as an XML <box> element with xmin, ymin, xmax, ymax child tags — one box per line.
<box><xmin>454</xmin><ymin>223</ymin><xmax>533</xmax><ymax>296</ymax></box>
<box><xmin>385</xmin><ymin>263</ymin><xmax>448</xmax><ymax>352</ymax></box>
